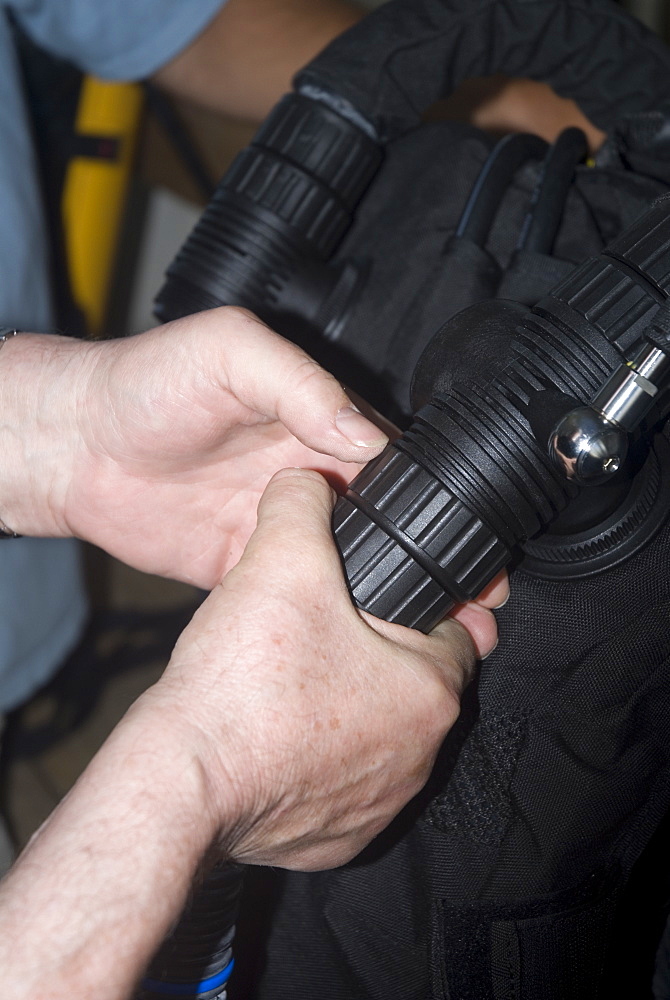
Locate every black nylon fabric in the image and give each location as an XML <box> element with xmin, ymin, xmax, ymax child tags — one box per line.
<box><xmin>235</xmin><ymin>523</ymin><xmax>670</xmax><ymax>1000</ymax></box>
<box><xmin>295</xmin><ymin>0</ymin><xmax>670</xmax><ymax>143</ymax></box>
<box><xmin>439</xmin><ymin>872</ymin><xmax>621</xmax><ymax>1000</ymax></box>
<box><xmin>231</xmin><ymin>31</ymin><xmax>670</xmax><ymax>998</ymax></box>
<box><xmin>325</xmin><ymin>120</ymin><xmax>662</xmax><ymax>420</ymax></box>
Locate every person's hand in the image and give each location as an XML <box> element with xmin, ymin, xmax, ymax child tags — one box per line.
<box><xmin>0</xmin><ymin>308</ymin><xmax>387</xmax><ymax>586</ymax></box>
<box><xmin>141</xmin><ymin>467</ymin><xmax>499</xmax><ymax>869</ymax></box>
<box><xmin>0</xmin><ymin>467</ymin><xmax>498</xmax><ymax>999</ymax></box>
<box><xmin>435</xmin><ymin>76</ymin><xmax>606</xmax><ymax>153</ymax></box>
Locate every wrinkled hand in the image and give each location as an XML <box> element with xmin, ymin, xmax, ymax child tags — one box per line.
<box><xmin>144</xmin><ymin>467</ymin><xmax>499</xmax><ymax>869</ymax></box>
<box><xmin>0</xmin><ymin>309</ymin><xmax>509</xmax><ymax>606</ymax></box>
<box><xmin>0</xmin><ymin>467</ymin><xmax>499</xmax><ymax>1000</ymax></box>
<box><xmin>71</xmin><ymin>309</ymin><xmax>391</xmax><ymax>585</ymax></box>
<box><xmin>0</xmin><ymin>308</ymin><xmax>387</xmax><ymax>586</ymax></box>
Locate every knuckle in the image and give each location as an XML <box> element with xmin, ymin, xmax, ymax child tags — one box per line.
<box><xmin>289</xmin><ymin>356</ymin><xmax>340</xmax><ymax>399</ymax></box>
<box><xmin>417</xmin><ymin>672</ymin><xmax>462</xmax><ymax>738</ymax></box>
<box><xmin>222</xmin><ymin>304</ymin><xmax>263</xmax><ymax>325</ymax></box>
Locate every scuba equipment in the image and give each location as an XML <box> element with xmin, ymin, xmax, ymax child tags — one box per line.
<box><xmin>143</xmin><ymin>193</ymin><xmax>670</xmax><ymax>1000</ymax></box>
<box><xmin>137</xmin><ymin>863</ymin><xmax>242</xmax><ymax>1000</ymax></box>
<box><xmin>144</xmin><ymin>1</ymin><xmax>670</xmax><ymax>997</ymax></box>
<box><xmin>332</xmin><ymin>201</ymin><xmax>670</xmax><ymax>629</ymax></box>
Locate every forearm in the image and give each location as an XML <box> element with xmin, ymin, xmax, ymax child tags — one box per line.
<box><xmin>0</xmin><ymin>694</ymin><xmax>221</xmax><ymax>1000</ymax></box>
<box><xmin>151</xmin><ymin>0</ymin><xmax>364</xmax><ymax>122</ymax></box>
<box><xmin>0</xmin><ymin>467</ymin><xmax>498</xmax><ymax>997</ymax></box>
<box><xmin>0</xmin><ymin>332</ymin><xmax>98</xmax><ymax>537</ymax></box>
<box><xmin>466</xmin><ymin>77</ymin><xmax>606</xmax><ymax>153</ymax></box>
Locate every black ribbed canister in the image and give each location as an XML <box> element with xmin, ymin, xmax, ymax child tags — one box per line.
<box><xmin>333</xmin><ymin>377</ymin><xmax>572</xmax><ymax>632</ymax></box>
<box><xmin>154</xmin><ymin>94</ymin><xmax>383</xmax><ymax>324</ymax></box>
<box><xmin>334</xmin><ymin>197</ymin><xmax>670</xmax><ymax>631</ymax></box>
<box><xmin>333</xmin><ymin>444</ymin><xmax>511</xmax><ymax>631</ymax></box>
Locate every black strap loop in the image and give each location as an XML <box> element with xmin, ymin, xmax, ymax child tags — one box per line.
<box><xmin>295</xmin><ymin>0</ymin><xmax>670</xmax><ymax>144</ymax></box>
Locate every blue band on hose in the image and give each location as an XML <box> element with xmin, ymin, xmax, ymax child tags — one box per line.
<box><xmin>141</xmin><ymin>958</ymin><xmax>234</xmax><ymax>996</ymax></box>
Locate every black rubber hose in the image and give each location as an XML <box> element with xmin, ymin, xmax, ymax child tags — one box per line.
<box><xmin>137</xmin><ymin>863</ymin><xmax>243</xmax><ymax>1000</ymax></box>
<box><xmin>455</xmin><ymin>132</ymin><xmax>548</xmax><ymax>246</ymax></box>
<box><xmin>520</xmin><ymin>127</ymin><xmax>588</xmax><ymax>255</ymax></box>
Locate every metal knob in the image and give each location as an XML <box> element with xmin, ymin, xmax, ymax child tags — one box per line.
<box><xmin>549</xmin><ymin>407</ymin><xmax>629</xmax><ymax>484</ymax></box>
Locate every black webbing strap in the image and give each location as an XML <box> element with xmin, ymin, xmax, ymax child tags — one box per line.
<box><xmin>437</xmin><ymin>872</ymin><xmax>621</xmax><ymax>1000</ymax></box>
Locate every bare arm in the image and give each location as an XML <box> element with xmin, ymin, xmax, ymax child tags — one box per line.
<box><xmin>0</xmin><ymin>706</ymin><xmax>214</xmax><ymax>999</ymax></box>
<box><xmin>445</xmin><ymin>76</ymin><xmax>606</xmax><ymax>153</ymax></box>
<box><xmin>151</xmin><ymin>0</ymin><xmax>605</xmax><ymax>150</ymax></box>
<box><xmin>0</xmin><ymin>468</ymin><xmax>498</xmax><ymax>1000</ymax></box>
<box><xmin>151</xmin><ymin>0</ymin><xmax>364</xmax><ymax>122</ymax></box>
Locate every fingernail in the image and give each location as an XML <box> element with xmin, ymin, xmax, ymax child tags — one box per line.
<box><xmin>335</xmin><ymin>406</ymin><xmax>388</xmax><ymax>448</ymax></box>
<box><xmin>493</xmin><ymin>593</ymin><xmax>510</xmax><ymax>610</ymax></box>
<box><xmin>482</xmin><ymin>638</ymin><xmax>499</xmax><ymax>661</ymax></box>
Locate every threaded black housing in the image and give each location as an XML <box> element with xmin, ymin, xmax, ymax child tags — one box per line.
<box><xmin>154</xmin><ymin>94</ymin><xmax>383</xmax><ymax>325</ymax></box>
<box><xmin>333</xmin><ymin>197</ymin><xmax>670</xmax><ymax>632</ymax></box>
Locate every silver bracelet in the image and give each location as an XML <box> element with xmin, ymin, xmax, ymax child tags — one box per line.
<box><xmin>0</xmin><ymin>328</ymin><xmax>22</xmax><ymax>538</ymax></box>
<box><xmin>0</xmin><ymin>328</ymin><xmax>18</xmax><ymax>347</ymax></box>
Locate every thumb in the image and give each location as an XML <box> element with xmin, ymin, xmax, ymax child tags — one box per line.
<box><xmin>210</xmin><ymin>308</ymin><xmax>388</xmax><ymax>462</ymax></box>
<box><xmin>242</xmin><ymin>468</ymin><xmax>346</xmax><ymax>585</ymax></box>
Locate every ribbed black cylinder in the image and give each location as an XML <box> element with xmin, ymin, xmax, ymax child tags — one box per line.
<box><xmin>333</xmin><ymin>444</ymin><xmax>510</xmax><ymax>631</ymax></box>
<box><xmin>155</xmin><ymin>194</ymin><xmax>305</xmax><ymax>322</ymax></box>
<box><xmin>221</xmin><ymin>149</ymin><xmax>350</xmax><ymax>255</ymax></box>
<box><xmin>333</xmin><ymin>368</ymin><xmax>573</xmax><ymax>631</ymax></box>
<box><xmin>138</xmin><ymin>864</ymin><xmax>243</xmax><ymax>1000</ymax></box>
<box><xmin>335</xmin><ymin>197</ymin><xmax>670</xmax><ymax>630</ymax></box>
<box><xmin>154</xmin><ymin>93</ymin><xmax>383</xmax><ymax>325</ymax></box>
<box><xmin>252</xmin><ymin>93</ymin><xmax>383</xmax><ymax>207</ymax></box>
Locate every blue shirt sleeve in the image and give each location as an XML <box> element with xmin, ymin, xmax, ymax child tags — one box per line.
<box><xmin>9</xmin><ymin>0</ymin><xmax>228</xmax><ymax>80</ymax></box>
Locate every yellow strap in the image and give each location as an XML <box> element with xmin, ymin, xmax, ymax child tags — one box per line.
<box><xmin>61</xmin><ymin>77</ymin><xmax>144</xmax><ymax>335</ymax></box>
